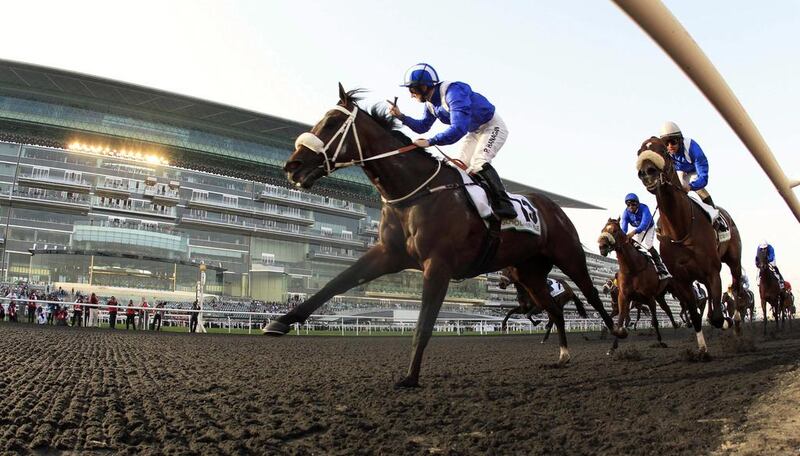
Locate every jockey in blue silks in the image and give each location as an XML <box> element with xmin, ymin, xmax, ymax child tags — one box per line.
<box><xmin>659</xmin><ymin>121</ymin><xmax>728</xmax><ymax>232</ymax></box>
<box><xmin>621</xmin><ymin>193</ymin><xmax>669</xmax><ymax>278</ymax></box>
<box><xmin>387</xmin><ymin>63</ymin><xmax>516</xmax><ymax>219</ymax></box>
<box><xmin>755</xmin><ymin>240</ymin><xmax>784</xmax><ymax>288</ymax></box>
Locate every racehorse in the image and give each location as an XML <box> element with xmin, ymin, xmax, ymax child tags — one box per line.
<box><xmin>722</xmin><ymin>287</ymin><xmax>755</xmax><ymax>323</ymax></box>
<box><xmin>678</xmin><ymin>285</ymin><xmax>709</xmax><ymax>328</ymax></box>
<box><xmin>598</xmin><ymin>218</ymin><xmax>678</xmax><ymax>353</ymax></box>
<box><xmin>604</xmin><ymin>276</ymin><xmax>680</xmax><ymax>331</ymax></box>
<box><xmin>636</xmin><ymin>137</ymin><xmax>744</xmax><ymax>355</ymax></box>
<box><xmin>497</xmin><ymin>268</ymin><xmax>587</xmax><ymax>344</ymax></box>
<box><xmin>756</xmin><ymin>248</ymin><xmax>784</xmax><ymax>334</ymax></box>
<box><xmin>782</xmin><ymin>291</ymin><xmax>795</xmax><ymax>327</ymax></box>
<box><xmin>264</xmin><ymin>85</ymin><xmax>617</xmax><ymax>387</ymax></box>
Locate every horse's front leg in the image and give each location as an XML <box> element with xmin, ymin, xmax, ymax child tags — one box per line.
<box><xmin>264</xmin><ymin>245</ymin><xmax>412</xmax><ymax>335</ymax></box>
<box><xmin>395</xmin><ymin>261</ymin><xmax>452</xmax><ymax>388</ymax></box>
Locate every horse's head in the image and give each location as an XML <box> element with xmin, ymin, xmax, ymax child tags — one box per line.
<box><xmin>635</xmin><ymin>136</ymin><xmax>680</xmax><ymax>194</ymax></box>
<box><xmin>284</xmin><ymin>83</ymin><xmax>366</xmax><ymax>189</ymax></box>
<box><xmin>598</xmin><ymin>218</ymin><xmax>624</xmax><ymax>257</ymax></box>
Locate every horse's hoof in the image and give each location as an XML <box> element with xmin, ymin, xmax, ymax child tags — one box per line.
<box><xmin>394</xmin><ymin>377</ymin><xmax>420</xmax><ymax>389</ymax></box>
<box><xmin>262</xmin><ymin>321</ymin><xmax>290</xmax><ymax>336</ymax></box>
<box><xmin>613</xmin><ymin>327</ymin><xmax>628</xmax><ymax>339</ymax></box>
<box><xmin>659</xmin><ymin>342</ymin><xmax>668</xmax><ymax>348</ymax></box>
<box><xmin>722</xmin><ymin>317</ymin><xmax>734</xmax><ymax>330</ymax></box>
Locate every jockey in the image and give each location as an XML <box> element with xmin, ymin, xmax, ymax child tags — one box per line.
<box><xmin>755</xmin><ymin>240</ymin><xmax>785</xmax><ymax>288</ymax></box>
<box><xmin>389</xmin><ymin>63</ymin><xmax>516</xmax><ymax>219</ymax></box>
<box><xmin>621</xmin><ymin>193</ymin><xmax>670</xmax><ymax>278</ymax></box>
<box><xmin>659</xmin><ymin>121</ymin><xmax>728</xmax><ymax>232</ymax></box>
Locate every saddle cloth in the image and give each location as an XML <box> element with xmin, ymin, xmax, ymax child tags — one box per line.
<box><xmin>457</xmin><ymin>169</ymin><xmax>541</xmax><ymax>236</ymax></box>
<box><xmin>547</xmin><ymin>279</ymin><xmax>565</xmax><ymax>297</ymax></box>
<box><xmin>686</xmin><ymin>193</ymin><xmax>731</xmax><ymax>243</ymax></box>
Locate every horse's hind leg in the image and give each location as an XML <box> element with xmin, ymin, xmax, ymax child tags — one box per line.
<box><xmin>541</xmin><ymin>317</ymin><xmax>554</xmax><ymax>344</ymax></box>
<box><xmin>515</xmin><ymin>266</ymin><xmax>570</xmax><ymax>364</ymax></box>
<box><xmin>656</xmin><ymin>293</ymin><xmax>680</xmax><ymax>329</ymax></box>
<box><xmin>648</xmin><ymin>298</ymin><xmax>667</xmax><ymax>348</ymax></box>
<box><xmin>556</xmin><ymin>257</ymin><xmax>616</xmax><ymax>335</ymax></box>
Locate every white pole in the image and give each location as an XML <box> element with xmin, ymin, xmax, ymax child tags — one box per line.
<box><xmin>227</xmin><ymin>316</ymin><xmax>231</xmax><ymax>333</ymax></box>
<box><xmin>613</xmin><ymin>0</ymin><xmax>800</xmax><ymax>222</ymax></box>
<box><xmin>341</xmin><ymin>317</ymin><xmax>345</xmax><ymax>336</ymax></box>
<box><xmin>356</xmin><ymin>318</ymin><xmax>359</xmax><ymax>336</ymax></box>
<box><xmin>248</xmin><ymin>315</ymin><xmax>251</xmax><ymax>334</ymax></box>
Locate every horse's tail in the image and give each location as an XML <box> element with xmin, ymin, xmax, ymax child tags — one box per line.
<box><xmin>564</xmin><ymin>282</ymin><xmax>589</xmax><ymax>318</ymax></box>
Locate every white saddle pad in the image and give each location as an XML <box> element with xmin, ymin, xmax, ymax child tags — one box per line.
<box><xmin>547</xmin><ymin>279</ymin><xmax>565</xmax><ymax>297</ymax></box>
<box><xmin>458</xmin><ymin>169</ymin><xmax>541</xmax><ymax>236</ymax></box>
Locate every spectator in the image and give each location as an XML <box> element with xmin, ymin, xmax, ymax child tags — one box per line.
<box><xmin>0</xmin><ymin>303</ymin><xmax>5</xmax><ymax>321</ymax></box>
<box><xmin>55</xmin><ymin>306</ymin><xmax>68</xmax><ymax>326</ymax></box>
<box><xmin>189</xmin><ymin>300</ymin><xmax>199</xmax><ymax>333</ymax></box>
<box><xmin>153</xmin><ymin>301</ymin><xmax>165</xmax><ymax>331</ymax></box>
<box><xmin>72</xmin><ymin>297</ymin><xmax>83</xmax><ymax>327</ymax></box>
<box><xmin>107</xmin><ymin>296</ymin><xmax>118</xmax><ymax>329</ymax></box>
<box><xmin>125</xmin><ymin>300</ymin><xmax>136</xmax><ymax>330</ymax></box>
<box><xmin>36</xmin><ymin>306</ymin><xmax>46</xmax><ymax>325</ymax></box>
<box><xmin>8</xmin><ymin>300</ymin><xmax>17</xmax><ymax>322</ymax></box>
<box><xmin>83</xmin><ymin>294</ymin><xmax>91</xmax><ymax>327</ymax></box>
<box><xmin>139</xmin><ymin>297</ymin><xmax>149</xmax><ymax>330</ymax></box>
<box><xmin>26</xmin><ymin>293</ymin><xmax>36</xmax><ymax>324</ymax></box>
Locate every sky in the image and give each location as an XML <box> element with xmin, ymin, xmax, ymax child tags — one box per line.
<box><xmin>0</xmin><ymin>1</ymin><xmax>797</xmax><ymax>302</ymax></box>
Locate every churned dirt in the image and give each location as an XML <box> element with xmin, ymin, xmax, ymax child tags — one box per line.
<box><xmin>0</xmin><ymin>322</ymin><xmax>798</xmax><ymax>455</ymax></box>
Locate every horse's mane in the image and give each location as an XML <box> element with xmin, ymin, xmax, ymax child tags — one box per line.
<box><xmin>341</xmin><ymin>88</ymin><xmax>414</xmax><ymax>147</ymax></box>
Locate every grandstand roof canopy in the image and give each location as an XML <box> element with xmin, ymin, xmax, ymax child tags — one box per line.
<box><xmin>0</xmin><ymin>59</ymin><xmax>602</xmax><ymax>209</ymax></box>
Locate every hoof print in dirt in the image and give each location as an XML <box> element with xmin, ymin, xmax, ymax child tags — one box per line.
<box><xmin>613</xmin><ymin>348</ymin><xmax>642</xmax><ymax>361</ymax></box>
<box><xmin>681</xmin><ymin>348</ymin><xmax>712</xmax><ymax>363</ymax></box>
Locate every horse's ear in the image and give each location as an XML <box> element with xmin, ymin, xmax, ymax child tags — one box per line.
<box><xmin>338</xmin><ymin>82</ymin><xmax>347</xmax><ymax>104</ymax></box>
<box><xmin>615</xmin><ymin>217</ymin><xmax>621</xmax><ymax>223</ymax></box>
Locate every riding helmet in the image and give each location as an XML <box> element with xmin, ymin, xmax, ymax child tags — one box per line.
<box><xmin>401</xmin><ymin>63</ymin><xmax>440</xmax><ymax>88</ymax></box>
<box><xmin>624</xmin><ymin>193</ymin><xmax>639</xmax><ymax>204</ymax></box>
<box><xmin>659</xmin><ymin>121</ymin><xmax>682</xmax><ymax>138</ymax></box>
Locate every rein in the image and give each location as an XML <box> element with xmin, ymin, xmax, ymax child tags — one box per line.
<box><xmin>295</xmin><ymin>105</ymin><xmax>466</xmax><ymax>204</ymax></box>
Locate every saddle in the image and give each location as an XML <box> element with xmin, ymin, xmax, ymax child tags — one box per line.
<box><xmin>686</xmin><ymin>194</ymin><xmax>731</xmax><ymax>243</ymax></box>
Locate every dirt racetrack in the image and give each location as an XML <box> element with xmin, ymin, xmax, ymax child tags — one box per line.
<box><xmin>1</xmin><ymin>322</ymin><xmax>798</xmax><ymax>455</ymax></box>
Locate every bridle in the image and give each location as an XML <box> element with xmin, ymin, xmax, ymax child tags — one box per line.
<box><xmin>293</xmin><ymin>104</ymin><xmax>443</xmax><ymax>204</ymax></box>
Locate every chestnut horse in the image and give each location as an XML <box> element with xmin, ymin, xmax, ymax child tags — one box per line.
<box><xmin>498</xmin><ymin>269</ymin><xmax>588</xmax><ymax>344</ymax></box>
<box><xmin>636</xmin><ymin>137</ymin><xmax>744</xmax><ymax>355</ymax></box>
<box><xmin>264</xmin><ymin>85</ymin><xmax>616</xmax><ymax>387</ymax></box>
<box><xmin>598</xmin><ymin>218</ymin><xmax>677</xmax><ymax>353</ymax></box>
<box><xmin>757</xmin><ymin>248</ymin><xmax>785</xmax><ymax>333</ymax></box>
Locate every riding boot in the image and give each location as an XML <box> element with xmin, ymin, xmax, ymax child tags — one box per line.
<box><xmin>476</xmin><ymin>163</ymin><xmax>517</xmax><ymax>220</ymax></box>
<box><xmin>703</xmin><ymin>195</ymin><xmax>729</xmax><ymax>233</ymax></box>
<box><xmin>774</xmin><ymin>265</ymin><xmax>785</xmax><ymax>289</ymax></box>
<box><xmin>648</xmin><ymin>247</ymin><xmax>671</xmax><ymax>279</ymax></box>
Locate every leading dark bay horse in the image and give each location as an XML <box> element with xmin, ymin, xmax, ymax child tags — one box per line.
<box><xmin>598</xmin><ymin>218</ymin><xmax>678</xmax><ymax>353</ymax></box>
<box><xmin>636</xmin><ymin>137</ymin><xmax>744</xmax><ymax>356</ymax></box>
<box><xmin>757</xmin><ymin>249</ymin><xmax>785</xmax><ymax>334</ymax></box>
<box><xmin>264</xmin><ymin>84</ymin><xmax>616</xmax><ymax>387</ymax></box>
